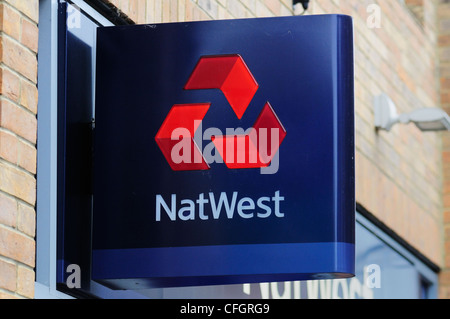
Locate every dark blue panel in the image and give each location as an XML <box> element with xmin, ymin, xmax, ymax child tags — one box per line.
<box><xmin>93</xmin><ymin>242</ymin><xmax>354</xmax><ymax>289</ymax></box>
<box><xmin>93</xmin><ymin>14</ymin><xmax>355</xmax><ymax>288</ymax></box>
<box><xmin>57</xmin><ymin>2</ymin><xmax>95</xmax><ymax>287</ymax></box>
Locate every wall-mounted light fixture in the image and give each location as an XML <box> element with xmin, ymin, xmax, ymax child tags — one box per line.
<box><xmin>374</xmin><ymin>94</ymin><xmax>450</xmax><ymax>132</ymax></box>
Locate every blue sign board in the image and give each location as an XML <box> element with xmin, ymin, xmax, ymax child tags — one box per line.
<box><xmin>92</xmin><ymin>14</ymin><xmax>355</xmax><ymax>289</ymax></box>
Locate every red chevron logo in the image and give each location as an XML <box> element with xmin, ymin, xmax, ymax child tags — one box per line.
<box><xmin>184</xmin><ymin>55</ymin><xmax>259</xmax><ymax>120</ymax></box>
<box><xmin>155</xmin><ymin>103</ymin><xmax>210</xmax><ymax>171</ymax></box>
<box><xmin>155</xmin><ymin>54</ymin><xmax>286</xmax><ymax>172</ymax></box>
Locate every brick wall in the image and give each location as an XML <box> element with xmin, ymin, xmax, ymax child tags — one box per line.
<box><xmin>106</xmin><ymin>0</ymin><xmax>295</xmax><ymax>23</ymax></box>
<box><xmin>0</xmin><ymin>0</ymin><xmax>38</xmax><ymax>299</ymax></box>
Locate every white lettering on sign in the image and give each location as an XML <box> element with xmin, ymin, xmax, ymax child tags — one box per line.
<box><xmin>155</xmin><ymin>191</ymin><xmax>285</xmax><ymax>221</ymax></box>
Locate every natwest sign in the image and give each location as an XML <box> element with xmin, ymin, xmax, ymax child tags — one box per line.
<box><xmin>92</xmin><ymin>15</ymin><xmax>355</xmax><ymax>289</ymax></box>
<box><xmin>155</xmin><ymin>190</ymin><xmax>285</xmax><ymax>222</ymax></box>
